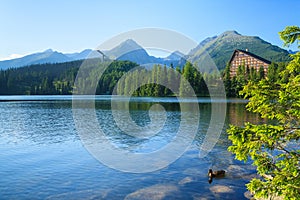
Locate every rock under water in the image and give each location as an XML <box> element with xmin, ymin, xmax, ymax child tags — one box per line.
<box><xmin>125</xmin><ymin>184</ymin><xmax>179</xmax><ymax>200</ymax></box>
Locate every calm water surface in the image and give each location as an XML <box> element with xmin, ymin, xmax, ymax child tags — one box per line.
<box><xmin>0</xmin><ymin>96</ymin><xmax>259</xmax><ymax>199</ymax></box>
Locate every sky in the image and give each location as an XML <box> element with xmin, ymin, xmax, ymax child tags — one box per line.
<box><xmin>1</xmin><ymin>0</ymin><xmax>299</xmax><ymax>60</ymax></box>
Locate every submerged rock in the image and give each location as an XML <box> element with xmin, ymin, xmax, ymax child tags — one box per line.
<box><xmin>209</xmin><ymin>185</ymin><xmax>234</xmax><ymax>193</ymax></box>
<box><xmin>125</xmin><ymin>184</ymin><xmax>179</xmax><ymax>200</ymax></box>
<box><xmin>46</xmin><ymin>189</ymin><xmax>111</xmax><ymax>200</ymax></box>
<box><xmin>244</xmin><ymin>191</ymin><xmax>254</xmax><ymax>199</ymax></box>
<box><xmin>178</xmin><ymin>176</ymin><xmax>194</xmax><ymax>185</ymax></box>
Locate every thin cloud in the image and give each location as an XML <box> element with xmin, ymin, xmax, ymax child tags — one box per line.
<box><xmin>0</xmin><ymin>53</ymin><xmax>24</xmax><ymax>61</ymax></box>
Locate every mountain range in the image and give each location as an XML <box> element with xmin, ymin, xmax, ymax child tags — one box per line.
<box><xmin>0</xmin><ymin>49</ymin><xmax>92</xmax><ymax>70</ymax></box>
<box><xmin>0</xmin><ymin>39</ymin><xmax>184</xmax><ymax>70</ymax></box>
<box><xmin>188</xmin><ymin>31</ymin><xmax>291</xmax><ymax>70</ymax></box>
<box><xmin>0</xmin><ymin>31</ymin><xmax>292</xmax><ymax>70</ymax></box>
<box><xmin>102</xmin><ymin>39</ymin><xmax>184</xmax><ymax>67</ymax></box>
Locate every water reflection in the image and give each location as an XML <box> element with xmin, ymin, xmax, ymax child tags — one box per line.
<box><xmin>0</xmin><ymin>97</ymin><xmax>259</xmax><ymax>199</ymax></box>
<box><xmin>226</xmin><ymin>102</ymin><xmax>261</xmax><ymax>126</ymax></box>
<box><xmin>0</xmin><ymin>98</ymin><xmax>260</xmax><ymax>158</ymax></box>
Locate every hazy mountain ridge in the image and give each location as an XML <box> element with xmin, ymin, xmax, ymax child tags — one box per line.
<box><xmin>105</xmin><ymin>39</ymin><xmax>183</xmax><ymax>66</ymax></box>
<box><xmin>0</xmin><ymin>49</ymin><xmax>72</xmax><ymax>69</ymax></box>
<box><xmin>0</xmin><ymin>30</ymin><xmax>292</xmax><ymax>70</ymax></box>
<box><xmin>0</xmin><ymin>39</ymin><xmax>184</xmax><ymax>69</ymax></box>
<box><xmin>0</xmin><ymin>49</ymin><xmax>97</xmax><ymax>69</ymax></box>
<box><xmin>65</xmin><ymin>49</ymin><xmax>93</xmax><ymax>60</ymax></box>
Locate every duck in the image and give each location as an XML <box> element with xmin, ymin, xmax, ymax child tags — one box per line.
<box><xmin>208</xmin><ymin>169</ymin><xmax>225</xmax><ymax>184</ymax></box>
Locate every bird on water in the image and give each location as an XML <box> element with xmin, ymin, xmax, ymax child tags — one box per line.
<box><xmin>208</xmin><ymin>169</ymin><xmax>225</xmax><ymax>184</ymax></box>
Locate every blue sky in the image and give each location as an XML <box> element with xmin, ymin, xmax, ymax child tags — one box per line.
<box><xmin>1</xmin><ymin>0</ymin><xmax>299</xmax><ymax>60</ymax></box>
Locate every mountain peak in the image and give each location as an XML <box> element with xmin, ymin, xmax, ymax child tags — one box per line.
<box><xmin>123</xmin><ymin>38</ymin><xmax>137</xmax><ymax>44</ymax></box>
<box><xmin>43</xmin><ymin>49</ymin><xmax>54</xmax><ymax>53</ymax></box>
<box><xmin>107</xmin><ymin>39</ymin><xmax>144</xmax><ymax>59</ymax></box>
<box><xmin>166</xmin><ymin>51</ymin><xmax>185</xmax><ymax>60</ymax></box>
<box><xmin>119</xmin><ymin>39</ymin><xmax>142</xmax><ymax>49</ymax></box>
<box><xmin>219</xmin><ymin>30</ymin><xmax>241</xmax><ymax>37</ymax></box>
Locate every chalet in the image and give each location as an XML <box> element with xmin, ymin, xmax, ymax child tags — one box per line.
<box><xmin>229</xmin><ymin>49</ymin><xmax>271</xmax><ymax>77</ymax></box>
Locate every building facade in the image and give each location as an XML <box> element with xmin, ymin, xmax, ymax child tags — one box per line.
<box><xmin>229</xmin><ymin>49</ymin><xmax>271</xmax><ymax>77</ymax></box>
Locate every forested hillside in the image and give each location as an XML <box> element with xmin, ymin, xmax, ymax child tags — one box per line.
<box><xmin>0</xmin><ymin>57</ymin><xmax>286</xmax><ymax>97</ymax></box>
<box><xmin>0</xmin><ymin>59</ymin><xmax>144</xmax><ymax>95</ymax></box>
<box><xmin>0</xmin><ymin>59</ymin><xmax>220</xmax><ymax>96</ymax></box>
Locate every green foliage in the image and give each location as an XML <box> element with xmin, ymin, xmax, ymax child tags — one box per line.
<box><xmin>223</xmin><ymin>63</ymin><xmax>233</xmax><ymax>96</ymax></box>
<box><xmin>227</xmin><ymin>26</ymin><xmax>300</xmax><ymax>199</ymax></box>
<box><xmin>279</xmin><ymin>26</ymin><xmax>300</xmax><ymax>48</ymax></box>
<box><xmin>96</xmin><ymin>60</ymin><xmax>138</xmax><ymax>94</ymax></box>
<box><xmin>116</xmin><ymin>62</ymin><xmax>210</xmax><ymax>97</ymax></box>
<box><xmin>180</xmin><ymin>62</ymin><xmax>195</xmax><ymax>96</ymax></box>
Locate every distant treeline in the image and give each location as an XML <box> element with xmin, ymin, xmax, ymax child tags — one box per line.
<box><xmin>0</xmin><ymin>59</ymin><xmax>287</xmax><ymax>97</ymax></box>
<box><xmin>0</xmin><ymin>60</ymin><xmax>214</xmax><ymax>96</ymax></box>
<box><xmin>0</xmin><ymin>60</ymin><xmax>82</xmax><ymax>95</ymax></box>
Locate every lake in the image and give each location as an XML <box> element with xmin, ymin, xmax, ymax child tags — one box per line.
<box><xmin>0</xmin><ymin>96</ymin><xmax>260</xmax><ymax>199</ymax></box>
